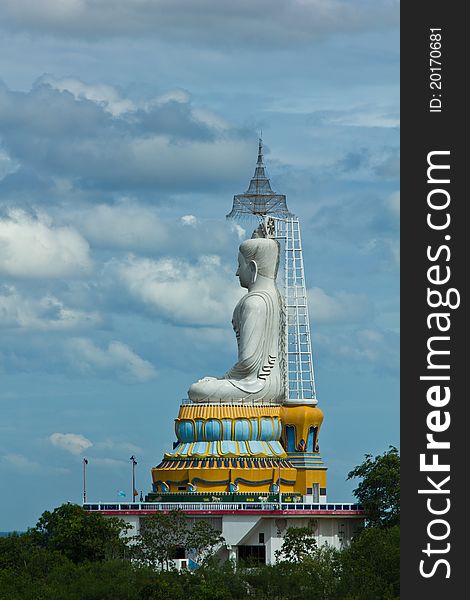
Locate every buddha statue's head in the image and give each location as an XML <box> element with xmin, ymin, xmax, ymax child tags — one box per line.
<box><xmin>236</xmin><ymin>237</ymin><xmax>280</xmax><ymax>289</ymax></box>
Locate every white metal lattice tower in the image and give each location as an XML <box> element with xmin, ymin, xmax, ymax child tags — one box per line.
<box><xmin>274</xmin><ymin>217</ymin><xmax>316</xmax><ymax>404</ymax></box>
<box><xmin>227</xmin><ymin>140</ymin><xmax>317</xmax><ymax>405</ymax></box>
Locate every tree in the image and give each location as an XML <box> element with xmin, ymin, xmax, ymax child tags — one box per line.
<box><xmin>339</xmin><ymin>525</ymin><xmax>400</xmax><ymax>600</ymax></box>
<box><xmin>187</xmin><ymin>559</ymin><xmax>249</xmax><ymax>600</ymax></box>
<box><xmin>0</xmin><ymin>532</ymin><xmax>33</xmax><ymax>572</ymax></box>
<box><xmin>133</xmin><ymin>511</ymin><xmax>188</xmax><ymax>570</ymax></box>
<box><xmin>30</xmin><ymin>503</ymin><xmax>130</xmax><ymax>563</ymax></box>
<box><xmin>347</xmin><ymin>446</ymin><xmax>400</xmax><ymax>528</ymax></box>
<box><xmin>0</xmin><ymin>531</ymin><xmax>69</xmax><ymax>577</ymax></box>
<box><xmin>186</xmin><ymin>519</ymin><xmax>224</xmax><ymax>566</ymax></box>
<box><xmin>274</xmin><ymin>526</ymin><xmax>318</xmax><ymax>564</ymax></box>
<box><xmin>245</xmin><ymin>546</ymin><xmax>341</xmax><ymax>600</ymax></box>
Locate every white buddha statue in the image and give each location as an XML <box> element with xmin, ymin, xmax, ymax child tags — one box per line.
<box><xmin>188</xmin><ymin>235</ymin><xmax>285</xmax><ymax>404</ymax></box>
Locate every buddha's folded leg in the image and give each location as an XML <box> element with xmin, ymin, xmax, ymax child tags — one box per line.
<box><xmin>188</xmin><ymin>378</ymin><xmax>250</xmax><ymax>403</ymax></box>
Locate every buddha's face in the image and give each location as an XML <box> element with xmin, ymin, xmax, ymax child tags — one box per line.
<box><xmin>236</xmin><ymin>252</ymin><xmax>253</xmax><ymax>289</ymax></box>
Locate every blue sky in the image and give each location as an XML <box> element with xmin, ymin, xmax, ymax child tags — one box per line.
<box><xmin>0</xmin><ymin>0</ymin><xmax>399</xmax><ymax>531</ymax></box>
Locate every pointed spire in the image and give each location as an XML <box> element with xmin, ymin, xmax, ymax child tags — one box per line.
<box><xmin>226</xmin><ymin>138</ymin><xmax>293</xmax><ymax>219</ymax></box>
<box><xmin>246</xmin><ymin>137</ymin><xmax>274</xmax><ymax>195</ymax></box>
<box><xmin>257</xmin><ymin>137</ymin><xmax>264</xmax><ymax>165</ymax></box>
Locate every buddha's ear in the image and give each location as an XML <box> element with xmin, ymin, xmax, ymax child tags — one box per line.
<box><xmin>249</xmin><ymin>260</ymin><xmax>258</xmax><ymax>284</ymax></box>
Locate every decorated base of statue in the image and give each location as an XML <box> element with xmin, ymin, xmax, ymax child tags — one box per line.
<box><xmin>149</xmin><ymin>402</ymin><xmax>327</xmax><ymax>496</ymax></box>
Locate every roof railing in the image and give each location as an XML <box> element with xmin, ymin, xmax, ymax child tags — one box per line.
<box><xmin>82</xmin><ymin>502</ymin><xmax>364</xmax><ymax>513</ymax></box>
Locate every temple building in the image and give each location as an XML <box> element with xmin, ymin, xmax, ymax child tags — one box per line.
<box><xmin>84</xmin><ymin>141</ymin><xmax>364</xmax><ymax>566</ymax></box>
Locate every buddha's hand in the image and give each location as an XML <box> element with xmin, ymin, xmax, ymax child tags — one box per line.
<box><xmin>197</xmin><ymin>376</ymin><xmax>217</xmax><ymax>383</ymax></box>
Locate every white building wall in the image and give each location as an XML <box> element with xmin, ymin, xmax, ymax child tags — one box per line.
<box><xmin>265</xmin><ymin>519</ymin><xmax>283</xmax><ymax>564</ymax></box>
<box><xmin>220</xmin><ymin>514</ymin><xmax>363</xmax><ymax>564</ymax></box>
<box><xmin>108</xmin><ymin>512</ymin><xmax>364</xmax><ymax>566</ymax></box>
<box><xmin>123</xmin><ymin>515</ymin><xmax>140</xmax><ymax>538</ymax></box>
<box><xmin>221</xmin><ymin>514</ymin><xmax>262</xmax><ymax>546</ymax></box>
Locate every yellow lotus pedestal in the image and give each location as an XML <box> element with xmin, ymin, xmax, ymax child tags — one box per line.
<box><xmin>152</xmin><ymin>404</ymin><xmax>295</xmax><ymax>494</ymax></box>
<box><xmin>280</xmin><ymin>404</ymin><xmax>327</xmax><ymax>496</ymax></box>
<box><xmin>151</xmin><ymin>403</ymin><xmax>327</xmax><ymax>497</ymax></box>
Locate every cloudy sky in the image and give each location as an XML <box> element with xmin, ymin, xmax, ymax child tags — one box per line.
<box><xmin>0</xmin><ymin>0</ymin><xmax>399</xmax><ymax>531</ymax></box>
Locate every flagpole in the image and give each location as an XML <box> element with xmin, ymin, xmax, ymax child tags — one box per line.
<box><xmin>83</xmin><ymin>458</ymin><xmax>88</xmax><ymax>504</ymax></box>
<box><xmin>130</xmin><ymin>455</ymin><xmax>137</xmax><ymax>500</ymax></box>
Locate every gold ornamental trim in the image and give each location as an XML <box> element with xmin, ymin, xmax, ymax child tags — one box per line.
<box><xmin>177</xmin><ymin>404</ymin><xmax>282</xmax><ymax>420</ymax></box>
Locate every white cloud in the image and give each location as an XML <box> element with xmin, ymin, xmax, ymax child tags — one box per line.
<box><xmin>1</xmin><ymin>453</ymin><xmax>41</xmax><ymax>470</ymax></box>
<box><xmin>65</xmin><ymin>202</ymin><xmax>169</xmax><ymax>250</ymax></box>
<box><xmin>308</xmin><ymin>286</ymin><xmax>372</xmax><ymax>324</ymax></box>
<box><xmin>336</xmin><ymin>328</ymin><xmax>398</xmax><ymax>366</ymax></box>
<box><xmin>111</xmin><ymin>254</ymin><xmax>243</xmax><ymax>327</ymax></box>
<box><xmin>152</xmin><ymin>89</ymin><xmax>191</xmax><ymax>106</ymax></box>
<box><xmin>0</xmin><ymin>209</ymin><xmax>91</xmax><ymax>278</ymax></box>
<box><xmin>0</xmin><ymin>452</ymin><xmax>71</xmax><ymax>474</ymax></box>
<box><xmin>49</xmin><ymin>432</ymin><xmax>93</xmax><ymax>455</ymax></box>
<box><xmin>0</xmin><ymin>147</ymin><xmax>19</xmax><ymax>180</ymax></box>
<box><xmin>386</xmin><ymin>238</ymin><xmax>400</xmax><ymax>266</ymax></box>
<box><xmin>0</xmin><ymin>1</ymin><xmax>399</xmax><ymax>46</ymax></box>
<box><xmin>0</xmin><ymin>285</ymin><xmax>101</xmax><ymax>330</ymax></box>
<box><xmin>38</xmin><ymin>78</ymin><xmax>192</xmax><ymax>120</ymax></box>
<box><xmin>359</xmin><ymin>236</ymin><xmax>399</xmax><ymax>267</ymax></box>
<box><xmin>39</xmin><ymin>75</ymin><xmax>135</xmax><ymax>116</ymax></box>
<box><xmin>316</xmin><ymin>327</ymin><xmax>399</xmax><ymax>375</ymax></box>
<box><xmin>48</xmin><ymin>433</ymin><xmax>141</xmax><ymax>463</ymax></box>
<box><xmin>329</xmin><ymin>109</ymin><xmax>399</xmax><ymax>129</ymax></box>
<box><xmin>180</xmin><ymin>214</ymin><xmax>198</xmax><ymax>226</ymax></box>
<box><xmin>191</xmin><ymin>107</ymin><xmax>230</xmax><ymax>131</ymax></box>
<box><xmin>0</xmin><ymin>80</ymin><xmax>254</xmax><ymax>192</ymax></box>
<box><xmin>230</xmin><ymin>223</ymin><xmax>246</xmax><ymax>240</ymax></box>
<box><xmin>67</xmin><ymin>337</ymin><xmax>157</xmax><ymax>382</ymax></box>
<box><xmin>385</xmin><ymin>191</ymin><xmax>400</xmax><ymax>217</ymax></box>
<box><xmin>95</xmin><ymin>439</ymin><xmax>142</xmax><ymax>454</ymax></box>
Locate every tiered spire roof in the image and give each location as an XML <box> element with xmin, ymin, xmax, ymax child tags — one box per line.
<box><xmin>226</xmin><ymin>138</ymin><xmax>293</xmax><ymax>219</ymax></box>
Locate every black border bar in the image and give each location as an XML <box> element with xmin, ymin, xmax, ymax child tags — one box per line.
<box><xmin>401</xmin><ymin>3</ymin><xmax>466</xmax><ymax>596</ymax></box>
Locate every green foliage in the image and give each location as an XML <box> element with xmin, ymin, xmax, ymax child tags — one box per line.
<box><xmin>133</xmin><ymin>510</ymin><xmax>188</xmax><ymax>569</ymax></box>
<box><xmin>347</xmin><ymin>445</ymin><xmax>400</xmax><ymax>528</ymax></box>
<box><xmin>133</xmin><ymin>511</ymin><xmax>224</xmax><ymax>569</ymax></box>
<box><xmin>183</xmin><ymin>560</ymin><xmax>249</xmax><ymax>600</ymax></box>
<box><xmin>139</xmin><ymin>569</ymin><xmax>186</xmax><ymax>600</ymax></box>
<box><xmin>0</xmin><ymin>531</ymin><xmax>70</xmax><ymax>594</ymax></box>
<box><xmin>0</xmin><ymin>532</ymin><xmax>33</xmax><ymax>571</ymax></box>
<box><xmin>44</xmin><ymin>560</ymin><xmax>152</xmax><ymax>600</ymax></box>
<box><xmin>0</xmin><ymin>532</ymin><xmax>399</xmax><ymax>600</ymax></box>
<box><xmin>339</xmin><ymin>525</ymin><xmax>400</xmax><ymax>600</ymax></box>
<box><xmin>186</xmin><ymin>519</ymin><xmax>225</xmax><ymax>566</ymax></box>
<box><xmin>274</xmin><ymin>526</ymin><xmax>318</xmax><ymax>563</ymax></box>
<box><xmin>246</xmin><ymin>546</ymin><xmax>341</xmax><ymax>600</ymax></box>
<box><xmin>0</xmin><ymin>558</ymin><xmax>157</xmax><ymax>600</ymax></box>
<box><xmin>30</xmin><ymin>503</ymin><xmax>130</xmax><ymax>563</ymax></box>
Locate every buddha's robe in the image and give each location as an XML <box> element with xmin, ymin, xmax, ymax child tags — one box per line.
<box><xmin>188</xmin><ymin>288</ymin><xmax>284</xmax><ymax>403</ymax></box>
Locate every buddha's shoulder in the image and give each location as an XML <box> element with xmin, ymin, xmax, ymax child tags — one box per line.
<box><xmin>240</xmin><ymin>291</ymin><xmax>273</xmax><ymax>309</ymax></box>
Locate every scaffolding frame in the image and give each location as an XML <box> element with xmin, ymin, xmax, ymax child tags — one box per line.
<box><xmin>271</xmin><ymin>216</ymin><xmax>317</xmax><ymax>405</ymax></box>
